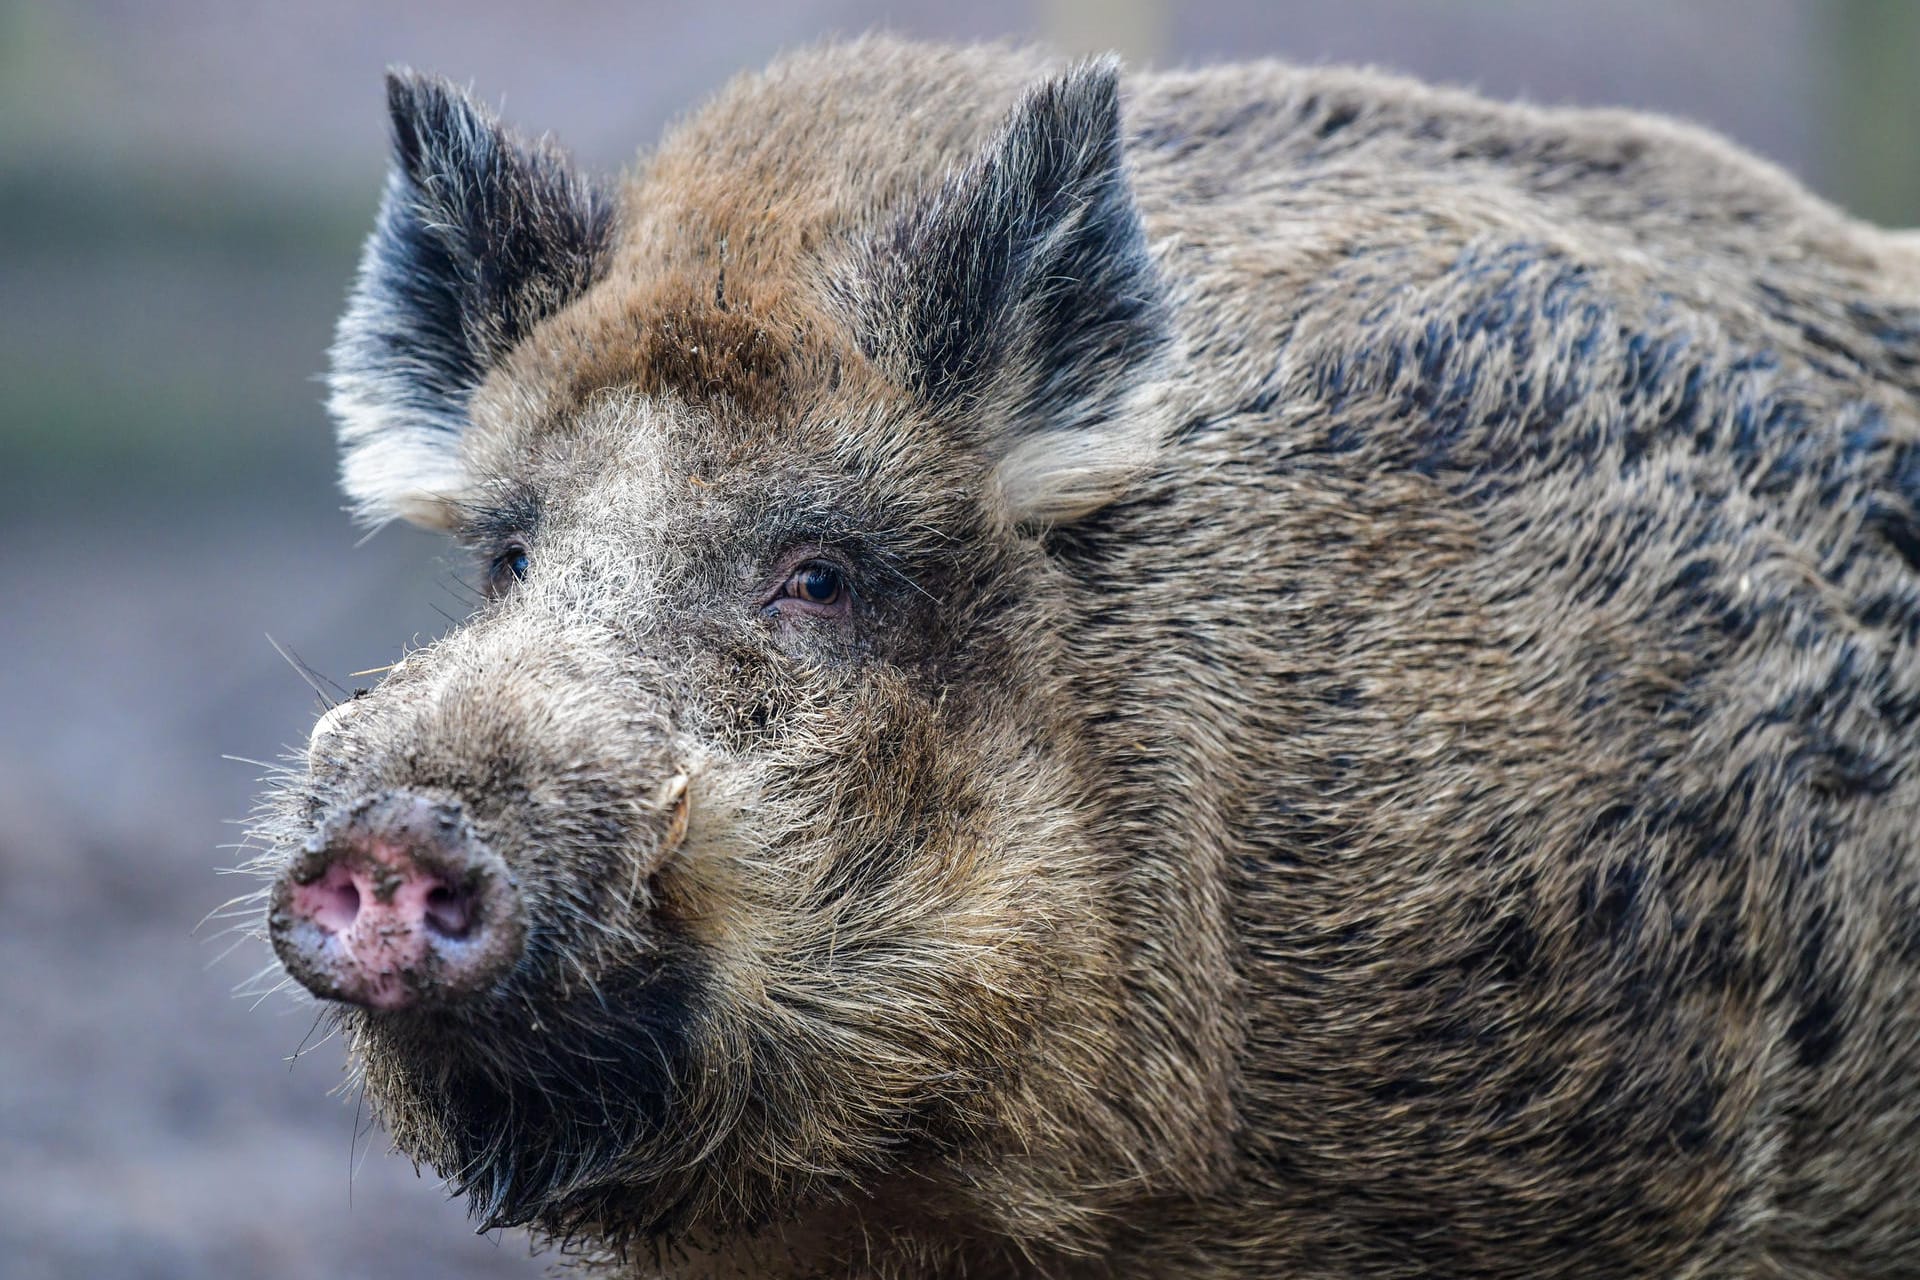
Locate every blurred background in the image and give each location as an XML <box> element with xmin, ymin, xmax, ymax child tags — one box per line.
<box><xmin>3</xmin><ymin>1</ymin><xmax>1917</xmax><ymax>1276</ymax></box>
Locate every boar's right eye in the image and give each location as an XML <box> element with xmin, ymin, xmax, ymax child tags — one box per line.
<box><xmin>486</xmin><ymin>542</ymin><xmax>530</xmax><ymax>597</ymax></box>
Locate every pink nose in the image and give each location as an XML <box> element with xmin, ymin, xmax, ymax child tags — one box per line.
<box><xmin>270</xmin><ymin>791</ymin><xmax>525</xmax><ymax>1012</ymax></box>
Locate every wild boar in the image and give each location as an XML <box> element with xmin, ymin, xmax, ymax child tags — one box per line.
<box><xmin>255</xmin><ymin>37</ymin><xmax>1920</xmax><ymax>1279</ymax></box>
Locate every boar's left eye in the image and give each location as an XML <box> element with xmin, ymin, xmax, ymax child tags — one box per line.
<box><xmin>486</xmin><ymin>542</ymin><xmax>530</xmax><ymax>597</ymax></box>
<box><xmin>773</xmin><ymin>562</ymin><xmax>850</xmax><ymax>616</ymax></box>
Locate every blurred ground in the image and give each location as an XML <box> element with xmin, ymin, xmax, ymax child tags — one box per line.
<box><xmin>2</xmin><ymin>2</ymin><xmax>1914</xmax><ymax>1276</ymax></box>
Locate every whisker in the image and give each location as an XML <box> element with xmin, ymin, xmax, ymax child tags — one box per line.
<box><xmin>221</xmin><ymin>753</ymin><xmax>299</xmax><ymax>775</ymax></box>
<box><xmin>204</xmin><ymin>931</ymin><xmax>267</xmax><ymax>968</ymax></box>
<box><xmin>287</xmin><ymin>1008</ymin><xmax>338</xmax><ymax>1065</ymax></box>
<box><xmin>247</xmin><ymin>974</ymin><xmax>298</xmax><ymax>1011</ymax></box>
<box><xmin>266</xmin><ymin>633</ymin><xmax>349</xmax><ymax>707</ymax></box>
<box><xmin>195</xmin><ymin>889</ymin><xmax>268</xmax><ymax>933</ymax></box>
<box><xmin>232</xmin><ymin>958</ymin><xmax>285</xmax><ymax>995</ymax></box>
<box><xmin>350</xmin><ymin>1083</ymin><xmax>382</xmax><ymax>1198</ymax></box>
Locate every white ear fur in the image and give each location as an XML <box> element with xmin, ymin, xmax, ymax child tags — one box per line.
<box><xmin>330</xmin><ymin>389</ymin><xmax>471</xmax><ymax>530</ymax></box>
<box><xmin>994</xmin><ymin>421</ymin><xmax>1157</xmax><ymax>525</ymax></box>
<box><xmin>328</xmin><ymin>197</ymin><xmax>475</xmax><ymax>529</ymax></box>
<box><xmin>850</xmin><ymin>59</ymin><xmax>1172</xmax><ymax>528</ymax></box>
<box><xmin>326</xmin><ymin>71</ymin><xmax>611</xmax><ymax>529</ymax></box>
<box><xmin>991</xmin><ymin>376</ymin><xmax>1176</xmax><ymax>526</ymax></box>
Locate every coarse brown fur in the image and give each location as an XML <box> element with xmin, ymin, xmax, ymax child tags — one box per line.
<box><xmin>249</xmin><ymin>37</ymin><xmax>1920</xmax><ymax>1278</ymax></box>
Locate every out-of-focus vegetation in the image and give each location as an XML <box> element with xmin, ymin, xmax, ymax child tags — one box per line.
<box><xmin>1826</xmin><ymin>0</ymin><xmax>1920</xmax><ymax>225</ymax></box>
<box><xmin>1</xmin><ymin>164</ymin><xmax>361</xmax><ymax>506</ymax></box>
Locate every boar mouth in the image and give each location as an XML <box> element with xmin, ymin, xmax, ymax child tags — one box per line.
<box><xmin>257</xmin><ymin>776</ymin><xmax>716</xmax><ymax>1234</ymax></box>
<box><xmin>350</xmin><ymin>953</ymin><xmax>707</xmax><ymax>1235</ymax></box>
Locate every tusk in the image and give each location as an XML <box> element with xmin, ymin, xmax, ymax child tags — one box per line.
<box><xmin>308</xmin><ymin>695</ymin><xmax>364</xmax><ymax>768</ymax></box>
<box><xmin>659</xmin><ymin>773</ymin><xmax>691</xmax><ymax>851</ymax></box>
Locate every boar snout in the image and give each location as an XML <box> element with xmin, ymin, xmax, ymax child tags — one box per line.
<box><xmin>269</xmin><ymin>789</ymin><xmax>526</xmax><ymax>1012</ymax></box>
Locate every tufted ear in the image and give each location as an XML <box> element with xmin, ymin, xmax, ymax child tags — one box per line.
<box><xmin>327</xmin><ymin>71</ymin><xmax>615</xmax><ymax>528</ymax></box>
<box><xmin>844</xmin><ymin>59</ymin><xmax>1170</xmax><ymax>524</ymax></box>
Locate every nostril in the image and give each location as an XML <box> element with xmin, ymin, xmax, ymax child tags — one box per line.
<box><xmin>272</xmin><ymin>789</ymin><xmax>527</xmax><ymax>1011</ymax></box>
<box><xmin>303</xmin><ymin>862</ymin><xmax>361</xmax><ymax>935</ymax></box>
<box><xmin>423</xmin><ymin>882</ymin><xmax>475</xmax><ymax>940</ymax></box>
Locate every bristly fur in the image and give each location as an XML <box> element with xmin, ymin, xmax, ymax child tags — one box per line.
<box><xmin>852</xmin><ymin>57</ymin><xmax>1177</xmax><ymax>529</ymax></box>
<box><xmin>836</xmin><ymin>59</ymin><xmax>1169</xmax><ymax>457</ymax></box>
<box><xmin>328</xmin><ymin>70</ymin><xmax>615</xmax><ymax>527</ymax></box>
<box><xmin>254</xmin><ymin>36</ymin><xmax>1920</xmax><ymax>1280</ymax></box>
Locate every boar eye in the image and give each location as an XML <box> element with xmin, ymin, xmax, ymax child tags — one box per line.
<box><xmin>776</xmin><ymin>562</ymin><xmax>849</xmax><ymax>614</ymax></box>
<box><xmin>487</xmin><ymin>542</ymin><xmax>530</xmax><ymax>596</ymax></box>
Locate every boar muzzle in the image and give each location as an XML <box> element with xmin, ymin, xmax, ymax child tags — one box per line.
<box><xmin>269</xmin><ymin>789</ymin><xmax>527</xmax><ymax>1012</ymax></box>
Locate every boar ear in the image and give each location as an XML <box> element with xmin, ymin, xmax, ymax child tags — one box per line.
<box><xmin>848</xmin><ymin>59</ymin><xmax>1170</xmax><ymax>524</ymax></box>
<box><xmin>327</xmin><ymin>71</ymin><xmax>614</xmax><ymax>528</ymax></box>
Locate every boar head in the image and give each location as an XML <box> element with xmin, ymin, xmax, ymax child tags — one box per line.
<box><xmin>253</xmin><ymin>57</ymin><xmax>1223</xmax><ymax>1260</ymax></box>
